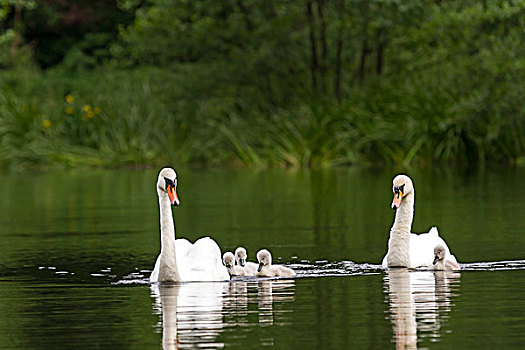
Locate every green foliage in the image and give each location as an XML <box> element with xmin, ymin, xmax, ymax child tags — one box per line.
<box><xmin>0</xmin><ymin>29</ymin><xmax>15</xmax><ymax>67</ymax></box>
<box><xmin>0</xmin><ymin>0</ymin><xmax>524</xmax><ymax>169</ymax></box>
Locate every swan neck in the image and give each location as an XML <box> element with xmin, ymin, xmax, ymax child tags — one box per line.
<box><xmin>393</xmin><ymin>192</ymin><xmax>414</xmax><ymax>232</ymax></box>
<box><xmin>387</xmin><ymin>192</ymin><xmax>414</xmax><ymax>267</ymax></box>
<box><xmin>159</xmin><ymin>194</ymin><xmax>177</xmax><ymax>255</ymax></box>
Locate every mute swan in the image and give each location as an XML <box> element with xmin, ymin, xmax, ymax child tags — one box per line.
<box><xmin>256</xmin><ymin>249</ymin><xmax>296</xmax><ymax>278</ymax></box>
<box><xmin>234</xmin><ymin>247</ymin><xmax>258</xmax><ymax>276</ymax></box>
<box><xmin>150</xmin><ymin>167</ymin><xmax>230</xmax><ymax>282</ymax></box>
<box><xmin>382</xmin><ymin>174</ymin><xmax>458</xmax><ymax>269</ymax></box>
<box><xmin>433</xmin><ymin>245</ymin><xmax>460</xmax><ymax>270</ymax></box>
<box><xmin>223</xmin><ymin>252</ymin><xmax>245</xmax><ymax>276</ymax></box>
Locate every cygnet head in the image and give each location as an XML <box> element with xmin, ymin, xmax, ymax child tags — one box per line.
<box><xmin>223</xmin><ymin>252</ymin><xmax>235</xmax><ymax>268</ymax></box>
<box><xmin>391</xmin><ymin>174</ymin><xmax>414</xmax><ymax>210</ymax></box>
<box><xmin>257</xmin><ymin>249</ymin><xmax>272</xmax><ymax>272</ymax></box>
<box><xmin>235</xmin><ymin>247</ymin><xmax>247</xmax><ymax>267</ymax></box>
<box><xmin>433</xmin><ymin>245</ymin><xmax>445</xmax><ymax>265</ymax></box>
<box><xmin>157</xmin><ymin>167</ymin><xmax>180</xmax><ymax>206</ymax></box>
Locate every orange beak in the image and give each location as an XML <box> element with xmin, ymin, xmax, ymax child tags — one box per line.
<box><xmin>391</xmin><ymin>191</ymin><xmax>403</xmax><ymax>210</ymax></box>
<box><xmin>167</xmin><ymin>184</ymin><xmax>180</xmax><ymax>206</ymax></box>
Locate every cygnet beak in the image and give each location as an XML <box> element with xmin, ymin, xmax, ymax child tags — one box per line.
<box><xmin>433</xmin><ymin>255</ymin><xmax>439</xmax><ymax>265</ymax></box>
<box><xmin>257</xmin><ymin>262</ymin><xmax>264</xmax><ymax>272</ymax></box>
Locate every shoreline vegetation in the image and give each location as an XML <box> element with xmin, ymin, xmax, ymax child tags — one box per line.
<box><xmin>0</xmin><ymin>1</ymin><xmax>524</xmax><ymax>170</ymax></box>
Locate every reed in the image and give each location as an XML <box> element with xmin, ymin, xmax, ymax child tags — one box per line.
<box><xmin>0</xmin><ymin>67</ymin><xmax>523</xmax><ymax>169</ymax></box>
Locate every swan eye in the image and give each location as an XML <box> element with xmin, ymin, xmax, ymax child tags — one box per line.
<box><xmin>394</xmin><ymin>184</ymin><xmax>405</xmax><ymax>194</ymax></box>
<box><xmin>164</xmin><ymin>177</ymin><xmax>175</xmax><ymax>190</ymax></box>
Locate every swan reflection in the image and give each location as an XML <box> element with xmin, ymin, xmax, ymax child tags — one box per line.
<box><xmin>384</xmin><ymin>269</ymin><xmax>460</xmax><ymax>349</ymax></box>
<box><xmin>152</xmin><ymin>282</ymin><xmax>229</xmax><ymax>349</ymax></box>
<box><xmin>152</xmin><ymin>279</ymin><xmax>295</xmax><ymax>349</ymax></box>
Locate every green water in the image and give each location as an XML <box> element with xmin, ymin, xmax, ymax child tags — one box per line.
<box><xmin>0</xmin><ymin>167</ymin><xmax>524</xmax><ymax>349</ymax></box>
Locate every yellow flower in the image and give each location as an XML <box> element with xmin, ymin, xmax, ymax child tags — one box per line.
<box><xmin>65</xmin><ymin>94</ymin><xmax>74</xmax><ymax>104</ymax></box>
<box><xmin>83</xmin><ymin>105</ymin><xmax>92</xmax><ymax>113</ymax></box>
<box><xmin>86</xmin><ymin>111</ymin><xmax>95</xmax><ymax>119</ymax></box>
<box><xmin>65</xmin><ymin>106</ymin><xmax>74</xmax><ymax>115</ymax></box>
<box><xmin>42</xmin><ymin>119</ymin><xmax>52</xmax><ymax>128</ymax></box>
<box><xmin>94</xmin><ymin>106</ymin><xmax>101</xmax><ymax>114</ymax></box>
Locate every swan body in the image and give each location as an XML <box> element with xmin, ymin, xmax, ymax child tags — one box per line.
<box><xmin>256</xmin><ymin>249</ymin><xmax>296</xmax><ymax>278</ymax></box>
<box><xmin>150</xmin><ymin>168</ymin><xmax>230</xmax><ymax>282</ymax></box>
<box><xmin>234</xmin><ymin>247</ymin><xmax>258</xmax><ymax>276</ymax></box>
<box><xmin>433</xmin><ymin>245</ymin><xmax>460</xmax><ymax>270</ymax></box>
<box><xmin>382</xmin><ymin>174</ymin><xmax>458</xmax><ymax>269</ymax></box>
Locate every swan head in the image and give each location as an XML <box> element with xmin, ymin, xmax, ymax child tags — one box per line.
<box><xmin>157</xmin><ymin>167</ymin><xmax>180</xmax><ymax>206</ymax></box>
<box><xmin>235</xmin><ymin>247</ymin><xmax>247</xmax><ymax>267</ymax></box>
<box><xmin>223</xmin><ymin>252</ymin><xmax>235</xmax><ymax>268</ymax></box>
<box><xmin>391</xmin><ymin>174</ymin><xmax>413</xmax><ymax>210</ymax></box>
<box><xmin>433</xmin><ymin>245</ymin><xmax>445</xmax><ymax>265</ymax></box>
<box><xmin>257</xmin><ymin>249</ymin><xmax>272</xmax><ymax>272</ymax></box>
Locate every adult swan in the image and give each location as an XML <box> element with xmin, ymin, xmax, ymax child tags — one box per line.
<box><xmin>382</xmin><ymin>174</ymin><xmax>458</xmax><ymax>269</ymax></box>
<box><xmin>150</xmin><ymin>167</ymin><xmax>230</xmax><ymax>282</ymax></box>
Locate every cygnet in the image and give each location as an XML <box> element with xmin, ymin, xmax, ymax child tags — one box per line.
<box><xmin>433</xmin><ymin>245</ymin><xmax>460</xmax><ymax>270</ymax></box>
<box><xmin>256</xmin><ymin>249</ymin><xmax>296</xmax><ymax>278</ymax></box>
<box><xmin>223</xmin><ymin>252</ymin><xmax>245</xmax><ymax>276</ymax></box>
<box><xmin>234</xmin><ymin>247</ymin><xmax>258</xmax><ymax>276</ymax></box>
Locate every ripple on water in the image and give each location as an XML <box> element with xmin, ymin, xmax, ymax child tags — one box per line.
<box><xmin>290</xmin><ymin>260</ymin><xmax>383</xmax><ymax>278</ymax></box>
<box><xmin>460</xmin><ymin>260</ymin><xmax>525</xmax><ymax>271</ymax></box>
<box><xmin>33</xmin><ymin>259</ymin><xmax>525</xmax><ymax>286</ymax></box>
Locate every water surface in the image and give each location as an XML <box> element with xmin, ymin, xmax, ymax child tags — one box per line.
<box><xmin>0</xmin><ymin>167</ymin><xmax>524</xmax><ymax>349</ymax></box>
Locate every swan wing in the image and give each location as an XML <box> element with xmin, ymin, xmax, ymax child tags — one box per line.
<box><xmin>177</xmin><ymin>237</ymin><xmax>230</xmax><ymax>282</ymax></box>
<box><xmin>409</xmin><ymin>227</ymin><xmax>453</xmax><ymax>268</ymax></box>
<box><xmin>175</xmin><ymin>238</ymin><xmax>192</xmax><ymax>261</ymax></box>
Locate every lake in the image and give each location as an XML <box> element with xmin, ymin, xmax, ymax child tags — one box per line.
<box><xmin>0</xmin><ymin>167</ymin><xmax>524</xmax><ymax>349</ymax></box>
